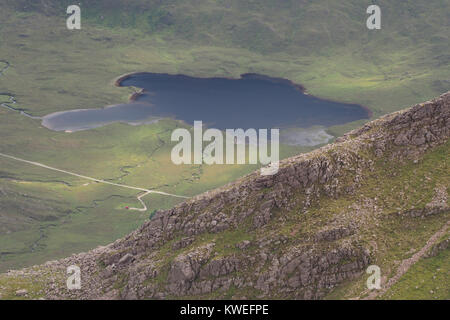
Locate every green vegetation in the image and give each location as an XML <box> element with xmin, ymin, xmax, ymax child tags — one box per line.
<box><xmin>2</xmin><ymin>0</ymin><xmax>448</xmax><ymax>117</ymax></box>
<box><xmin>324</xmin><ymin>141</ymin><xmax>450</xmax><ymax>299</ymax></box>
<box><xmin>0</xmin><ymin>0</ymin><xmax>448</xmax><ymax>281</ymax></box>
<box><xmin>0</xmin><ymin>265</ymin><xmax>50</xmax><ymax>300</ymax></box>
<box><xmin>381</xmin><ymin>243</ymin><xmax>449</xmax><ymax>300</ymax></box>
<box><xmin>135</xmin><ymin>140</ymin><xmax>450</xmax><ymax>300</ymax></box>
<box><xmin>0</xmin><ymin>112</ymin><xmax>305</xmax><ymax>271</ymax></box>
<box><xmin>0</xmin><ymin>103</ymin><xmax>448</xmax><ymax>300</ymax></box>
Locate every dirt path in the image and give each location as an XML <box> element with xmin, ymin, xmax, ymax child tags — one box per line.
<box><xmin>130</xmin><ymin>191</ymin><xmax>152</xmax><ymax>212</ymax></box>
<box><xmin>366</xmin><ymin>220</ymin><xmax>449</xmax><ymax>299</ymax></box>
<box><xmin>0</xmin><ymin>152</ymin><xmax>189</xmax><ymax>211</ymax></box>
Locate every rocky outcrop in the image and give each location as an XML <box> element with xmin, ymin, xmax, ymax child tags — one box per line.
<box><xmin>397</xmin><ymin>185</ymin><xmax>449</xmax><ymax>218</ymax></box>
<box><xmin>425</xmin><ymin>237</ymin><xmax>450</xmax><ymax>258</ymax></box>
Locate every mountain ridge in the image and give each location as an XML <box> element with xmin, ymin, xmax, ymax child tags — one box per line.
<box><xmin>0</xmin><ymin>91</ymin><xmax>449</xmax><ymax>300</ymax></box>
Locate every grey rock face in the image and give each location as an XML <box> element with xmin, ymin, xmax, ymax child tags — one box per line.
<box><xmin>118</xmin><ymin>253</ymin><xmax>134</xmax><ymax>265</ymax></box>
<box><xmin>426</xmin><ymin>238</ymin><xmax>449</xmax><ymax>258</ymax></box>
<box><xmin>15</xmin><ymin>289</ymin><xmax>28</xmax><ymax>297</ymax></box>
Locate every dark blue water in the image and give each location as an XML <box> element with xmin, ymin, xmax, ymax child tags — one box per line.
<box><xmin>42</xmin><ymin>73</ymin><xmax>369</xmax><ymax>132</ymax></box>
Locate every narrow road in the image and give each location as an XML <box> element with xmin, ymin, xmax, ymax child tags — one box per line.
<box><xmin>0</xmin><ymin>152</ymin><xmax>189</xmax><ymax>211</ymax></box>
<box><xmin>131</xmin><ymin>191</ymin><xmax>152</xmax><ymax>212</ymax></box>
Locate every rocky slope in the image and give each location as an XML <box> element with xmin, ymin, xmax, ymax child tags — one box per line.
<box><xmin>1</xmin><ymin>92</ymin><xmax>449</xmax><ymax>300</ymax></box>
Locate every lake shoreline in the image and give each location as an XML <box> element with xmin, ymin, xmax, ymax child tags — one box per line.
<box><xmin>42</xmin><ymin>72</ymin><xmax>371</xmax><ymax>134</ymax></box>
<box><xmin>113</xmin><ymin>71</ymin><xmax>373</xmax><ymax>119</ymax></box>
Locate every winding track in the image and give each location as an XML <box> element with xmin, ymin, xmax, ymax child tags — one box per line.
<box><xmin>0</xmin><ymin>60</ymin><xmax>189</xmax><ymax>211</ymax></box>
<box><xmin>0</xmin><ymin>152</ymin><xmax>189</xmax><ymax>211</ymax></box>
